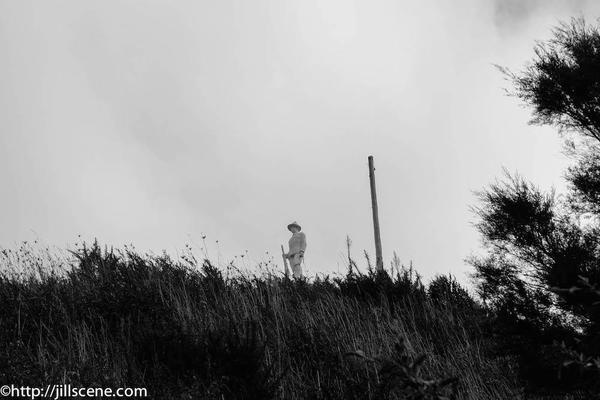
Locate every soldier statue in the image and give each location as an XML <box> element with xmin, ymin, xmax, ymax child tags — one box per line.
<box><xmin>285</xmin><ymin>221</ymin><xmax>306</xmax><ymax>278</ymax></box>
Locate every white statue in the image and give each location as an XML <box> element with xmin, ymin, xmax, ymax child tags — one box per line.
<box><xmin>285</xmin><ymin>221</ymin><xmax>306</xmax><ymax>278</ymax></box>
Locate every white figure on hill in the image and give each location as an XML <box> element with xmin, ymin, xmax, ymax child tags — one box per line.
<box><xmin>286</xmin><ymin>221</ymin><xmax>306</xmax><ymax>279</ymax></box>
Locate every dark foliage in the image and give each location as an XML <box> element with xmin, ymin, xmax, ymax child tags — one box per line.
<box><xmin>501</xmin><ymin>18</ymin><xmax>600</xmax><ymax>142</ymax></box>
<box><xmin>472</xmin><ymin>17</ymin><xmax>600</xmax><ymax>397</ymax></box>
<box><xmin>344</xmin><ymin>339</ymin><xmax>459</xmax><ymax>400</ymax></box>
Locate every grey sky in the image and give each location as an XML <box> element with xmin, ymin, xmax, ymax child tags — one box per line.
<box><xmin>1</xmin><ymin>1</ymin><xmax>598</xmax><ymax>280</ymax></box>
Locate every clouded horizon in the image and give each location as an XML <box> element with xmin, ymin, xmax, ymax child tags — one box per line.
<box><xmin>1</xmin><ymin>0</ymin><xmax>598</xmax><ymax>280</ymax></box>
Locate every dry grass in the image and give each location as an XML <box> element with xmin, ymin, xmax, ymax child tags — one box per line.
<box><xmin>0</xmin><ymin>242</ymin><xmax>521</xmax><ymax>399</ymax></box>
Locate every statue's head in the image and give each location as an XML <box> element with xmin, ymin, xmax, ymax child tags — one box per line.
<box><xmin>287</xmin><ymin>221</ymin><xmax>301</xmax><ymax>233</ymax></box>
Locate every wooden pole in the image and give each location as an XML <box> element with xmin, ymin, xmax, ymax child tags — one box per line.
<box><xmin>368</xmin><ymin>155</ymin><xmax>384</xmax><ymax>271</ymax></box>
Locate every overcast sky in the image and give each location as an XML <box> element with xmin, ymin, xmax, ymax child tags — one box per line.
<box><xmin>1</xmin><ymin>0</ymin><xmax>599</xmax><ymax>280</ymax></box>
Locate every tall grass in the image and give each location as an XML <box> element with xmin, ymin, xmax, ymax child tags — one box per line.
<box><xmin>0</xmin><ymin>242</ymin><xmax>520</xmax><ymax>399</ymax></box>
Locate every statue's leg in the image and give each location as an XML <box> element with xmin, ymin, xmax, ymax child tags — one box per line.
<box><xmin>291</xmin><ymin>254</ymin><xmax>302</xmax><ymax>278</ymax></box>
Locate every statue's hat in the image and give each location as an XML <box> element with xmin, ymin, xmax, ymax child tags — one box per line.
<box><xmin>287</xmin><ymin>221</ymin><xmax>301</xmax><ymax>232</ymax></box>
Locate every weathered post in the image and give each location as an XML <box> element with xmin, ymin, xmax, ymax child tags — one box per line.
<box><xmin>368</xmin><ymin>156</ymin><xmax>384</xmax><ymax>271</ymax></box>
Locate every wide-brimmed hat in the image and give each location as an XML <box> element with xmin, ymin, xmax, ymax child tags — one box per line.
<box><xmin>287</xmin><ymin>221</ymin><xmax>301</xmax><ymax>232</ymax></box>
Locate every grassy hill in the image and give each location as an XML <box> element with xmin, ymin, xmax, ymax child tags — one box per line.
<box><xmin>0</xmin><ymin>241</ymin><xmax>568</xmax><ymax>399</ymax></box>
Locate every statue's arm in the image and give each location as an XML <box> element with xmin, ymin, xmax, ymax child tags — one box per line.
<box><xmin>300</xmin><ymin>233</ymin><xmax>307</xmax><ymax>252</ymax></box>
